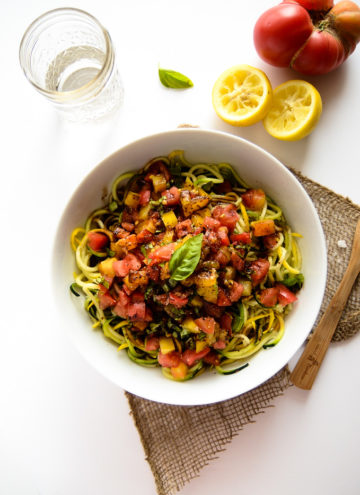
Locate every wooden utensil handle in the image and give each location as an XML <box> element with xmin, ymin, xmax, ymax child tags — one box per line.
<box><xmin>290</xmin><ymin>238</ymin><xmax>360</xmax><ymax>390</ymax></box>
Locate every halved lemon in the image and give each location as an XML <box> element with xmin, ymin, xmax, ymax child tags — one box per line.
<box><xmin>212</xmin><ymin>64</ymin><xmax>272</xmax><ymax>126</ymax></box>
<box><xmin>263</xmin><ymin>80</ymin><xmax>322</xmax><ymax>141</ymax></box>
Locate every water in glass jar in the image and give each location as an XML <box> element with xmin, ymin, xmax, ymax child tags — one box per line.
<box><xmin>45</xmin><ymin>45</ymin><xmax>105</xmax><ymax>92</ymax></box>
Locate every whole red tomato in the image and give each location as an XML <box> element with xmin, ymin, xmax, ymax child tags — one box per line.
<box><xmin>253</xmin><ymin>0</ymin><xmax>360</xmax><ymax>74</ymax></box>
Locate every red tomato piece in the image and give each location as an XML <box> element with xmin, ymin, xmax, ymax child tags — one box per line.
<box><xmin>263</xmin><ymin>233</ymin><xmax>279</xmax><ymax>250</ymax></box>
<box><xmin>113</xmin><ymin>289</ymin><xmax>131</xmax><ymax>318</ymax></box>
<box><xmin>158</xmin><ymin>351</ymin><xmax>181</xmax><ymax>368</ymax></box>
<box><xmin>212</xmin><ymin>204</ymin><xmax>239</xmax><ymax>231</ymax></box>
<box><xmin>231</xmin><ymin>252</ymin><xmax>245</xmax><ymax>272</ymax></box>
<box><xmin>175</xmin><ymin>219</ymin><xmax>192</xmax><ymax>238</ymax></box>
<box><xmin>145</xmin><ymin>336</ymin><xmax>160</xmax><ymax>351</ymax></box>
<box><xmin>131</xmin><ymin>291</ymin><xmax>145</xmax><ymax>303</ymax></box>
<box><xmin>98</xmin><ymin>291</ymin><xmax>117</xmax><ymax>310</ymax></box>
<box><xmin>259</xmin><ymin>287</ymin><xmax>279</xmax><ymax>307</ymax></box>
<box><xmin>241</xmin><ymin>189</ymin><xmax>266</xmax><ymax>211</ymax></box>
<box><xmin>217</xmin><ymin>288</ymin><xmax>232</xmax><ymax>307</ymax></box>
<box><xmin>148</xmin><ymin>243</ymin><xmax>176</xmax><ymax>265</ymax></box>
<box><xmin>146</xmin><ymin>264</ymin><xmax>160</xmax><ymax>282</ymax></box>
<box><xmin>168</xmin><ymin>292</ymin><xmax>188</xmax><ymax>308</ymax></box>
<box><xmin>229</xmin><ymin>281</ymin><xmax>244</xmax><ymax>302</ymax></box>
<box><xmin>194</xmin><ymin>317</ymin><xmax>216</xmax><ymax>334</ymax></box>
<box><xmin>139</xmin><ymin>185</ymin><xmax>151</xmax><ymax>206</ymax></box>
<box><xmin>113</xmin><ymin>254</ymin><xmax>142</xmax><ymax>277</ymax></box>
<box><xmin>214</xmin><ymin>246</ymin><xmax>231</xmax><ymax>267</ymax></box>
<box><xmin>220</xmin><ymin>313</ymin><xmax>232</xmax><ymax>332</ymax></box>
<box><xmin>87</xmin><ymin>232</ymin><xmax>109</xmax><ymax>251</ymax></box>
<box><xmin>161</xmin><ymin>186</ymin><xmax>180</xmax><ymax>206</ymax></box>
<box><xmin>127</xmin><ymin>302</ymin><xmax>146</xmax><ymax>320</ymax></box>
<box><xmin>217</xmin><ymin>226</ymin><xmax>230</xmax><ymax>246</ymax></box>
<box><xmin>250</xmin><ymin>259</ymin><xmax>270</xmax><ymax>286</ymax></box>
<box><xmin>230</xmin><ymin>232</ymin><xmax>252</xmax><ymax>245</ymax></box>
<box><xmin>203</xmin><ymin>351</ymin><xmax>221</xmax><ymax>366</ymax></box>
<box><xmin>181</xmin><ymin>348</ymin><xmax>211</xmax><ymax>367</ymax></box>
<box><xmin>213</xmin><ymin>340</ymin><xmax>226</xmax><ymax>350</ymax></box>
<box><xmin>203</xmin><ymin>217</ymin><xmax>221</xmax><ymax>230</ymax></box>
<box><xmin>276</xmin><ymin>283</ymin><xmax>298</xmax><ymax>306</ymax></box>
<box><xmin>121</xmin><ymin>222</ymin><xmax>135</xmax><ymax>232</ymax></box>
<box><xmin>136</xmin><ymin>229</ymin><xmax>153</xmax><ymax>244</ymax></box>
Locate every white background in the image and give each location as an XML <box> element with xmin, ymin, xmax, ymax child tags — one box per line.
<box><xmin>1</xmin><ymin>1</ymin><xmax>360</xmax><ymax>494</ymax></box>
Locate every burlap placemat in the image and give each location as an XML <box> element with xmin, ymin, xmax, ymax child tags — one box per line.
<box><xmin>125</xmin><ymin>170</ymin><xmax>360</xmax><ymax>495</ymax></box>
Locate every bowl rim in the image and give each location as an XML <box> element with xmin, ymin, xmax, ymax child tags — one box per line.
<box><xmin>51</xmin><ymin>128</ymin><xmax>327</xmax><ymax>405</ymax></box>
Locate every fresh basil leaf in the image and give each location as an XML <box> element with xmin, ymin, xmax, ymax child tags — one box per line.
<box><xmin>159</xmin><ymin>68</ymin><xmax>194</xmax><ymax>89</ymax></box>
<box><xmin>169</xmin><ymin>234</ymin><xmax>203</xmax><ymax>281</ymax></box>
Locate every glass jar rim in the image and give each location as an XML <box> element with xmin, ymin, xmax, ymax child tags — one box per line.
<box><xmin>19</xmin><ymin>7</ymin><xmax>114</xmax><ymax>102</ymax></box>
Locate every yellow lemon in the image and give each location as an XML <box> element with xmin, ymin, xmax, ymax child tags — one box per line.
<box><xmin>212</xmin><ymin>64</ymin><xmax>272</xmax><ymax>126</ymax></box>
<box><xmin>263</xmin><ymin>80</ymin><xmax>322</xmax><ymax>141</ymax></box>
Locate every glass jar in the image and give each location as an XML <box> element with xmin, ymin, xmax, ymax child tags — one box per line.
<box><xmin>19</xmin><ymin>8</ymin><xmax>124</xmax><ymax>122</ymax></box>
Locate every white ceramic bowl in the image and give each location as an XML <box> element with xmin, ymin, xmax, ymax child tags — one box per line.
<box><xmin>52</xmin><ymin>129</ymin><xmax>327</xmax><ymax>405</ymax></box>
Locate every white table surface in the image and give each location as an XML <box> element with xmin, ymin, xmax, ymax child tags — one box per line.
<box><xmin>2</xmin><ymin>1</ymin><xmax>360</xmax><ymax>494</ymax></box>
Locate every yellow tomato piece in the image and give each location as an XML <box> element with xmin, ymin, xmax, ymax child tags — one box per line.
<box><xmin>212</xmin><ymin>64</ymin><xmax>272</xmax><ymax>126</ymax></box>
<box><xmin>263</xmin><ymin>80</ymin><xmax>322</xmax><ymax>141</ymax></box>
<box><xmin>162</xmin><ymin>210</ymin><xmax>178</xmax><ymax>229</ymax></box>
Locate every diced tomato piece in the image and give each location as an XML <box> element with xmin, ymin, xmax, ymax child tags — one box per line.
<box><xmin>203</xmin><ymin>217</ymin><xmax>221</xmax><ymax>230</ymax></box>
<box><xmin>181</xmin><ymin>348</ymin><xmax>211</xmax><ymax>367</ymax></box>
<box><xmin>276</xmin><ymin>283</ymin><xmax>298</xmax><ymax>306</ymax></box>
<box><xmin>217</xmin><ymin>288</ymin><xmax>232</xmax><ymax>306</ymax></box>
<box><xmin>214</xmin><ymin>180</ymin><xmax>233</xmax><ymax>194</ymax></box>
<box><xmin>158</xmin><ymin>351</ymin><xmax>181</xmax><ymax>368</ymax></box>
<box><xmin>214</xmin><ymin>246</ymin><xmax>231</xmax><ymax>267</ymax></box>
<box><xmin>118</xmin><ymin>289</ymin><xmax>131</xmax><ymax>307</ymax></box>
<box><xmin>145</xmin><ymin>336</ymin><xmax>159</xmax><ymax>351</ymax></box>
<box><xmin>113</xmin><ymin>254</ymin><xmax>142</xmax><ymax>277</ymax></box>
<box><xmin>131</xmin><ymin>290</ymin><xmax>145</xmax><ymax>303</ymax></box>
<box><xmin>127</xmin><ymin>302</ymin><xmax>146</xmax><ymax>320</ymax></box>
<box><xmin>220</xmin><ymin>312</ymin><xmax>232</xmax><ymax>332</ymax></box>
<box><xmin>231</xmin><ymin>252</ymin><xmax>245</xmax><ymax>272</ymax></box>
<box><xmin>203</xmin><ymin>351</ymin><xmax>221</xmax><ymax>366</ymax></box>
<box><xmin>250</xmin><ymin>259</ymin><xmax>270</xmax><ymax>286</ymax></box>
<box><xmin>155</xmin><ymin>294</ymin><xmax>169</xmax><ymax>305</ymax></box>
<box><xmin>146</xmin><ymin>264</ymin><xmax>160</xmax><ymax>282</ymax></box>
<box><xmin>194</xmin><ymin>317</ymin><xmax>216</xmax><ymax>335</ymax></box>
<box><xmin>144</xmin><ymin>307</ymin><xmax>153</xmax><ymax>321</ymax></box>
<box><xmin>204</xmin><ymin>229</ymin><xmax>221</xmax><ymax>250</ymax></box>
<box><xmin>87</xmin><ymin>232</ymin><xmax>109</xmax><ymax>251</ymax></box>
<box><xmin>217</xmin><ymin>226</ymin><xmax>230</xmax><ymax>246</ymax></box>
<box><xmin>203</xmin><ymin>302</ymin><xmax>224</xmax><ymax>319</ymax></box>
<box><xmin>212</xmin><ymin>204</ymin><xmax>239</xmax><ymax>231</ymax></box>
<box><xmin>230</xmin><ymin>232</ymin><xmax>252</xmax><ymax>245</ymax></box>
<box><xmin>169</xmin><ymin>291</ymin><xmax>188</xmax><ymax>308</ymax></box>
<box><xmin>148</xmin><ymin>243</ymin><xmax>176</xmax><ymax>265</ymax></box>
<box><xmin>113</xmin><ymin>289</ymin><xmax>130</xmax><ymax>318</ymax></box>
<box><xmin>98</xmin><ymin>291</ymin><xmax>117</xmax><ymax>310</ymax></box>
<box><xmin>136</xmin><ymin>229</ymin><xmax>153</xmax><ymax>244</ymax></box>
<box><xmin>241</xmin><ymin>189</ymin><xmax>266</xmax><ymax>211</ymax></box>
<box><xmin>259</xmin><ymin>287</ymin><xmax>279</xmax><ymax>307</ymax></box>
<box><xmin>263</xmin><ymin>233</ymin><xmax>279</xmax><ymax>250</ymax></box>
<box><xmin>213</xmin><ymin>340</ymin><xmax>226</xmax><ymax>350</ymax></box>
<box><xmin>175</xmin><ymin>219</ymin><xmax>192</xmax><ymax>238</ymax></box>
<box><xmin>252</xmin><ymin>219</ymin><xmax>276</xmax><ymax>237</ymax></box>
<box><xmin>121</xmin><ymin>222</ymin><xmax>135</xmax><ymax>232</ymax></box>
<box><xmin>139</xmin><ymin>185</ymin><xmax>151</xmax><ymax>206</ymax></box>
<box><xmin>103</xmin><ymin>275</ymin><xmax>114</xmax><ymax>288</ymax></box>
<box><xmin>229</xmin><ymin>281</ymin><xmax>244</xmax><ymax>302</ymax></box>
<box><xmin>161</xmin><ymin>186</ymin><xmax>180</xmax><ymax>206</ymax></box>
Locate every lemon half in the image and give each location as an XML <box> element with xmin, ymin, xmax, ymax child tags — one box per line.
<box><xmin>212</xmin><ymin>64</ymin><xmax>272</xmax><ymax>126</ymax></box>
<box><xmin>263</xmin><ymin>80</ymin><xmax>322</xmax><ymax>141</ymax></box>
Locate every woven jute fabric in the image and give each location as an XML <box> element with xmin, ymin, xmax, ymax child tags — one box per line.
<box><xmin>126</xmin><ymin>170</ymin><xmax>360</xmax><ymax>495</ymax></box>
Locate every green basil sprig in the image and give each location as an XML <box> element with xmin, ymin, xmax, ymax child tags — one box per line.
<box><xmin>158</xmin><ymin>68</ymin><xmax>194</xmax><ymax>89</ymax></box>
<box><xmin>169</xmin><ymin>234</ymin><xmax>203</xmax><ymax>281</ymax></box>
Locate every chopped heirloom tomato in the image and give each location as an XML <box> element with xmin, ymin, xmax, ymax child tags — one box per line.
<box><xmin>146</xmin><ymin>264</ymin><xmax>160</xmax><ymax>282</ymax></box>
<box><xmin>220</xmin><ymin>312</ymin><xmax>232</xmax><ymax>332</ymax></box>
<box><xmin>158</xmin><ymin>351</ymin><xmax>181</xmax><ymax>368</ymax></box>
<box><xmin>168</xmin><ymin>292</ymin><xmax>188</xmax><ymax>307</ymax></box>
<box><xmin>203</xmin><ymin>301</ymin><xmax>224</xmax><ymax>318</ymax></box>
<box><xmin>203</xmin><ymin>217</ymin><xmax>221</xmax><ymax>230</ymax></box>
<box><xmin>113</xmin><ymin>254</ymin><xmax>142</xmax><ymax>278</ymax></box>
<box><xmin>263</xmin><ymin>233</ymin><xmax>279</xmax><ymax>250</ymax></box>
<box><xmin>175</xmin><ymin>219</ymin><xmax>192</xmax><ymax>238</ymax></box>
<box><xmin>127</xmin><ymin>302</ymin><xmax>146</xmax><ymax>320</ymax></box>
<box><xmin>229</xmin><ymin>281</ymin><xmax>244</xmax><ymax>302</ymax></box>
<box><xmin>214</xmin><ymin>246</ymin><xmax>231</xmax><ymax>266</ymax></box>
<box><xmin>194</xmin><ymin>317</ymin><xmax>216</xmax><ymax>334</ymax></box>
<box><xmin>259</xmin><ymin>287</ymin><xmax>279</xmax><ymax>307</ymax></box>
<box><xmin>136</xmin><ymin>229</ymin><xmax>153</xmax><ymax>244</ymax></box>
<box><xmin>139</xmin><ymin>185</ymin><xmax>151</xmax><ymax>206</ymax></box>
<box><xmin>231</xmin><ymin>252</ymin><xmax>245</xmax><ymax>272</ymax></box>
<box><xmin>217</xmin><ymin>226</ymin><xmax>230</xmax><ymax>246</ymax></box>
<box><xmin>213</xmin><ymin>340</ymin><xmax>226</xmax><ymax>350</ymax></box>
<box><xmin>148</xmin><ymin>243</ymin><xmax>176</xmax><ymax>264</ymax></box>
<box><xmin>252</xmin><ymin>219</ymin><xmax>276</xmax><ymax>237</ymax></box>
<box><xmin>217</xmin><ymin>288</ymin><xmax>232</xmax><ymax>306</ymax></box>
<box><xmin>181</xmin><ymin>347</ymin><xmax>211</xmax><ymax>367</ymax></box>
<box><xmin>98</xmin><ymin>291</ymin><xmax>117</xmax><ymax>310</ymax></box>
<box><xmin>230</xmin><ymin>232</ymin><xmax>252</xmax><ymax>245</ymax></box>
<box><xmin>212</xmin><ymin>204</ymin><xmax>239</xmax><ymax>230</ymax></box>
<box><xmin>277</xmin><ymin>283</ymin><xmax>298</xmax><ymax>306</ymax></box>
<box><xmin>203</xmin><ymin>351</ymin><xmax>221</xmax><ymax>366</ymax></box>
<box><xmin>161</xmin><ymin>186</ymin><xmax>181</xmax><ymax>206</ymax></box>
<box><xmin>145</xmin><ymin>336</ymin><xmax>160</xmax><ymax>351</ymax></box>
<box><xmin>249</xmin><ymin>258</ymin><xmax>270</xmax><ymax>286</ymax></box>
<box><xmin>241</xmin><ymin>189</ymin><xmax>266</xmax><ymax>210</ymax></box>
<box><xmin>121</xmin><ymin>222</ymin><xmax>135</xmax><ymax>232</ymax></box>
<box><xmin>87</xmin><ymin>232</ymin><xmax>109</xmax><ymax>251</ymax></box>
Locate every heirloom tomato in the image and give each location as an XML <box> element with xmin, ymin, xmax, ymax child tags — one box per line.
<box><xmin>253</xmin><ymin>0</ymin><xmax>360</xmax><ymax>75</ymax></box>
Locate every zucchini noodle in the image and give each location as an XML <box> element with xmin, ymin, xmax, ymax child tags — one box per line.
<box><xmin>70</xmin><ymin>150</ymin><xmax>304</xmax><ymax>381</ymax></box>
